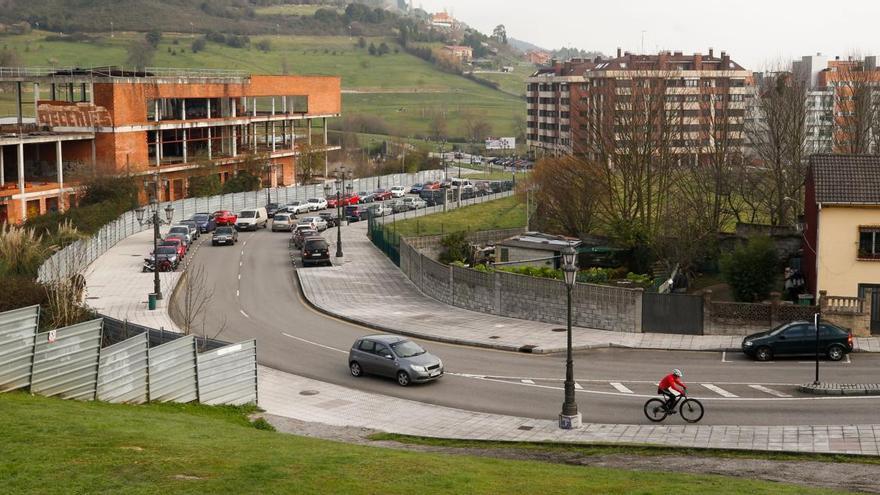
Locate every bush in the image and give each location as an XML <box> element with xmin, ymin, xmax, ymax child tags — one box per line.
<box><xmin>577</xmin><ymin>267</ymin><xmax>612</xmax><ymax>284</ymax></box>
<box><xmin>255</xmin><ymin>39</ymin><xmax>271</xmax><ymax>52</ymax></box>
<box><xmin>188</xmin><ymin>174</ymin><xmax>222</xmax><ymax>197</ymax></box>
<box><xmin>720</xmin><ymin>237</ymin><xmax>778</xmax><ymax>302</ymax></box>
<box><xmin>0</xmin><ymin>276</ymin><xmax>48</xmax><ymax>314</ymax></box>
<box><xmin>439</xmin><ymin>232</ymin><xmax>470</xmax><ymax>265</ymax></box>
<box><xmin>191</xmin><ymin>37</ymin><xmax>206</xmax><ymax>53</ymax></box>
<box><xmin>222</xmin><ymin>171</ymin><xmax>261</xmax><ymax>194</ymax></box>
<box><xmin>0</xmin><ymin>225</ymin><xmax>50</xmax><ymax>278</ymax></box>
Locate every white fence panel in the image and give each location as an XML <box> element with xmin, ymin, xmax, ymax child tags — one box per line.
<box><xmin>97</xmin><ymin>332</ymin><xmax>149</xmax><ymax>404</ymax></box>
<box><xmin>0</xmin><ymin>305</ymin><xmax>40</xmax><ymax>392</ymax></box>
<box><xmin>197</xmin><ymin>340</ymin><xmax>258</xmax><ymax>406</ymax></box>
<box><xmin>31</xmin><ymin>319</ymin><xmax>103</xmax><ymax>400</ymax></box>
<box><xmin>148</xmin><ymin>335</ymin><xmax>198</xmax><ymax>403</ymax></box>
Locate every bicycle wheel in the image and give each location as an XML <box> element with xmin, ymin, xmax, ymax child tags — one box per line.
<box><xmin>679</xmin><ymin>398</ymin><xmax>704</xmax><ymax>423</ymax></box>
<box><xmin>644</xmin><ymin>398</ymin><xmax>668</xmax><ymax>422</ymax></box>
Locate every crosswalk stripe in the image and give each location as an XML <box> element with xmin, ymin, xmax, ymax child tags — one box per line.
<box><xmin>701</xmin><ymin>383</ymin><xmax>739</xmax><ymax>398</ymax></box>
<box><xmin>574</xmin><ymin>382</ymin><xmax>583</xmax><ymax>390</ymax></box>
<box><xmin>748</xmin><ymin>384</ymin><xmax>792</xmax><ymax>398</ymax></box>
<box><xmin>521</xmin><ymin>379</ymin><xmax>535</xmax><ymax>384</ymax></box>
<box><xmin>610</xmin><ymin>382</ymin><xmax>633</xmax><ymax>394</ymax></box>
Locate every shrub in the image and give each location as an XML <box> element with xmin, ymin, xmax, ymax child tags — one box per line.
<box><xmin>188</xmin><ymin>174</ymin><xmax>222</xmax><ymax>197</ymax></box>
<box><xmin>720</xmin><ymin>237</ymin><xmax>778</xmax><ymax>302</ymax></box>
<box><xmin>191</xmin><ymin>37</ymin><xmax>206</xmax><ymax>53</ymax></box>
<box><xmin>577</xmin><ymin>267</ymin><xmax>611</xmax><ymax>284</ymax></box>
<box><xmin>0</xmin><ymin>224</ymin><xmax>50</xmax><ymax>278</ymax></box>
<box><xmin>439</xmin><ymin>232</ymin><xmax>470</xmax><ymax>265</ymax></box>
<box><xmin>222</xmin><ymin>171</ymin><xmax>261</xmax><ymax>194</ymax></box>
<box><xmin>0</xmin><ymin>276</ymin><xmax>48</xmax><ymax>314</ymax></box>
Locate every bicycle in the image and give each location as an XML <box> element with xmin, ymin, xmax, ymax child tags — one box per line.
<box><xmin>644</xmin><ymin>392</ymin><xmax>704</xmax><ymax>423</ymax></box>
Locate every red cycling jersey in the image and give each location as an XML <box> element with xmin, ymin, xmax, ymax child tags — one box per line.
<box><xmin>658</xmin><ymin>373</ymin><xmax>686</xmax><ymax>394</ymax></box>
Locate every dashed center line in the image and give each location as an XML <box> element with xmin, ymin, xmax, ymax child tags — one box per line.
<box><xmin>610</xmin><ymin>382</ymin><xmax>634</xmax><ymax>394</ymax></box>
<box><xmin>240</xmin><ymin>309</ymin><xmax>249</xmax><ymax>318</ymax></box>
<box><xmin>521</xmin><ymin>379</ymin><xmax>535</xmax><ymax>384</ymax></box>
<box><xmin>749</xmin><ymin>384</ymin><xmax>792</xmax><ymax>398</ymax></box>
<box><xmin>701</xmin><ymin>383</ymin><xmax>739</xmax><ymax>398</ymax></box>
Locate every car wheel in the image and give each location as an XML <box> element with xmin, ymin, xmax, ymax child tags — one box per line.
<box><xmin>755</xmin><ymin>346</ymin><xmax>773</xmax><ymax>362</ymax></box>
<box><xmin>827</xmin><ymin>344</ymin><xmax>845</xmax><ymax>361</ymax></box>
<box><xmin>396</xmin><ymin>370</ymin><xmax>410</xmax><ymax>387</ymax></box>
<box><xmin>349</xmin><ymin>361</ymin><xmax>362</xmax><ymax>377</ymax></box>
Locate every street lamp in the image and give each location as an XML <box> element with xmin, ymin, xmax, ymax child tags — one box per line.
<box><xmin>135</xmin><ymin>174</ymin><xmax>174</xmax><ymax>302</ymax></box>
<box><xmin>559</xmin><ymin>243</ymin><xmax>581</xmax><ymax>429</ymax></box>
<box><xmin>332</xmin><ymin>170</ymin><xmax>344</xmax><ymax>258</ymax></box>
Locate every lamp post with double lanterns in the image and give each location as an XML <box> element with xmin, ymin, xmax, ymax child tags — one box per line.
<box><xmin>331</xmin><ymin>169</ymin><xmax>344</xmax><ymax>258</ymax></box>
<box><xmin>135</xmin><ymin>173</ymin><xmax>175</xmax><ymax>301</ymax></box>
<box><xmin>558</xmin><ymin>243</ymin><xmax>581</xmax><ymax>429</ymax></box>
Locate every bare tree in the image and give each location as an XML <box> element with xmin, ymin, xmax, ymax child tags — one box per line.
<box><xmin>527</xmin><ymin>155</ymin><xmax>602</xmax><ymax>237</ymax></box>
<box><xmin>173</xmin><ymin>262</ymin><xmax>226</xmax><ymax>350</ymax></box>
<box><xmin>830</xmin><ymin>59</ymin><xmax>880</xmax><ymax>154</ymax></box>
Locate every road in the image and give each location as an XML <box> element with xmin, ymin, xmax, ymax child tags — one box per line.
<box><xmin>179</xmin><ymin>225</ymin><xmax>880</xmax><ymax>426</ymax></box>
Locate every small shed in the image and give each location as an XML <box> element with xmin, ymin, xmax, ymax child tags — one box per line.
<box><xmin>495</xmin><ymin>232</ymin><xmax>581</xmax><ymax>269</ymax></box>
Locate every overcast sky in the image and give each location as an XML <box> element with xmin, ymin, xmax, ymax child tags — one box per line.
<box><xmin>413</xmin><ymin>0</ymin><xmax>880</xmax><ymax>69</ymax></box>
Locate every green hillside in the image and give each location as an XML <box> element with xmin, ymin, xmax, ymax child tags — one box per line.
<box><xmin>0</xmin><ymin>30</ymin><xmax>523</xmax><ymax>140</ymax></box>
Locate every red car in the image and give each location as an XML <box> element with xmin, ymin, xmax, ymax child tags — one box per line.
<box><xmin>423</xmin><ymin>181</ymin><xmax>441</xmax><ymax>191</ymax></box>
<box><xmin>326</xmin><ymin>196</ymin><xmax>340</xmax><ymax>209</ymax></box>
<box><xmin>213</xmin><ymin>210</ymin><xmax>237</xmax><ymax>226</ymax></box>
<box><xmin>372</xmin><ymin>188</ymin><xmax>393</xmax><ymax>201</ymax></box>
<box><xmin>160</xmin><ymin>238</ymin><xmax>186</xmax><ymax>259</ymax></box>
<box><xmin>332</xmin><ymin>194</ymin><xmax>360</xmax><ymax>207</ymax></box>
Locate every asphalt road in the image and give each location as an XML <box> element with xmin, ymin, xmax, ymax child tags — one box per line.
<box><xmin>180</xmin><ymin>224</ymin><xmax>880</xmax><ymax>426</ymax></box>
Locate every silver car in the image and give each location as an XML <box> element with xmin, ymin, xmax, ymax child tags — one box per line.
<box><xmin>348</xmin><ymin>335</ymin><xmax>444</xmax><ymax>386</ymax></box>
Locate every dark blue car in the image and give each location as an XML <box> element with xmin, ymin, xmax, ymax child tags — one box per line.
<box><xmin>191</xmin><ymin>212</ymin><xmax>216</xmax><ymax>233</ymax></box>
<box><xmin>410</xmin><ymin>183</ymin><xmax>424</xmax><ymax>194</ymax></box>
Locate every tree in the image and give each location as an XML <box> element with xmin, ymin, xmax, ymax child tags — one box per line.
<box><xmin>492</xmin><ymin>24</ymin><xmax>507</xmax><ymax>44</ymax></box>
<box><xmin>256</xmin><ymin>39</ymin><xmax>271</xmax><ymax>52</ymax></box>
<box><xmin>461</xmin><ymin>110</ymin><xmax>493</xmax><ymax>143</ymax></box>
<box><xmin>377</xmin><ymin>42</ymin><xmax>390</xmax><ymax>56</ymax></box>
<box><xmin>145</xmin><ymin>30</ymin><xmax>162</xmax><ymax>48</ymax></box>
<box><xmin>830</xmin><ymin>61</ymin><xmax>880</xmax><ymax>154</ymax></box>
<box><xmin>357</xmin><ymin>36</ymin><xmax>367</xmax><ymax>49</ymax></box>
<box><xmin>439</xmin><ymin>232</ymin><xmax>471</xmax><ymax>265</ymax></box>
<box><xmin>721</xmin><ymin>237</ymin><xmax>778</xmax><ymax>302</ymax></box>
<box><xmin>528</xmin><ymin>155</ymin><xmax>602</xmax><ymax>237</ymax></box>
<box><xmin>188</xmin><ymin>173</ymin><xmax>221</xmax><ymax>197</ymax></box>
<box><xmin>368</xmin><ymin>42</ymin><xmax>377</xmax><ymax>56</ymax></box>
<box><xmin>297</xmin><ymin>144</ymin><xmax>323</xmax><ymax>184</ymax></box>
<box><xmin>0</xmin><ymin>48</ymin><xmax>21</xmax><ymax>67</ymax></box>
<box><xmin>125</xmin><ymin>40</ymin><xmax>155</xmax><ymax>70</ymax></box>
<box><xmin>191</xmin><ymin>37</ymin><xmax>206</xmax><ymax>53</ymax></box>
<box><xmin>428</xmin><ymin>110</ymin><xmax>448</xmax><ymax>140</ymax></box>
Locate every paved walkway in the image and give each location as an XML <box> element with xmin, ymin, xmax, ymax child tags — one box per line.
<box><xmin>300</xmin><ymin>218</ymin><xmax>880</xmax><ymax>353</ymax></box>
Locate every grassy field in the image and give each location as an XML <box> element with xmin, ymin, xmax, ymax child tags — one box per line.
<box><xmin>0</xmin><ymin>30</ymin><xmax>523</xmax><ymax>139</ymax></box>
<box><xmin>390</xmin><ymin>195</ymin><xmax>526</xmax><ymax>237</ymax></box>
<box><xmin>471</xmin><ymin>63</ymin><xmax>535</xmax><ymax>97</ymax></box>
<box><xmin>254</xmin><ymin>4</ymin><xmax>337</xmax><ymax>16</ymax></box>
<box><xmin>0</xmin><ymin>392</ymin><xmax>842</xmax><ymax>494</ymax></box>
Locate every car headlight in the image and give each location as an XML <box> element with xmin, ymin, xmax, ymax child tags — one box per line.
<box><xmin>743</xmin><ymin>341</ymin><xmax>754</xmax><ymax>347</ymax></box>
<box><xmin>411</xmin><ymin>365</ymin><xmax>427</xmax><ymax>372</ymax></box>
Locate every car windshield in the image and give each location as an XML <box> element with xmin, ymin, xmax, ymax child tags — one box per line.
<box><xmin>156</xmin><ymin>247</ymin><xmax>176</xmax><ymax>254</ymax></box>
<box><xmin>169</xmin><ymin>227</ymin><xmax>188</xmax><ymax>233</ymax></box>
<box><xmin>193</xmin><ymin>214</ymin><xmax>209</xmax><ymax>221</ymax></box>
<box><xmin>308</xmin><ymin>198</ymin><xmax>319</xmax><ymax>203</ymax></box>
<box><xmin>275</xmin><ymin>214</ymin><xmax>289</xmax><ymax>221</ymax></box>
<box><xmin>289</xmin><ymin>202</ymin><xmax>301</xmax><ymax>206</ymax></box>
<box><xmin>391</xmin><ymin>340</ymin><xmax>426</xmax><ymax>358</ymax></box>
<box><xmin>305</xmin><ymin>240</ymin><xmax>328</xmax><ymax>250</ymax></box>
<box><xmin>239</xmin><ymin>211</ymin><xmax>256</xmax><ymax>218</ymax></box>
<box><xmin>215</xmin><ymin>227</ymin><xmax>233</xmax><ymax>234</ymax></box>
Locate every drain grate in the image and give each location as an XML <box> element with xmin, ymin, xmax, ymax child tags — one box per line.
<box><xmin>518</xmin><ymin>345</ymin><xmax>538</xmax><ymax>353</ymax></box>
<box><xmin>551</xmin><ymin>328</ymin><xmax>566</xmax><ymax>332</ymax></box>
<box><xmin>299</xmin><ymin>390</ymin><xmax>320</xmax><ymax>396</ymax></box>
<box><xmin>517</xmin><ymin>425</ymin><xmax>534</xmax><ymax>431</ymax></box>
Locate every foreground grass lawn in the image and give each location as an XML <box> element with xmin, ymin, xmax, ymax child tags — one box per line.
<box><xmin>0</xmin><ymin>392</ymin><xmax>846</xmax><ymax>494</ymax></box>
<box><xmin>390</xmin><ymin>195</ymin><xmax>526</xmax><ymax>237</ymax></box>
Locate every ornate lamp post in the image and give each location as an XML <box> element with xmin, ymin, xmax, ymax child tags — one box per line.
<box><xmin>332</xmin><ymin>169</ymin><xmax>344</xmax><ymax>258</ymax></box>
<box><xmin>135</xmin><ymin>173</ymin><xmax>174</xmax><ymax>301</ymax></box>
<box><xmin>559</xmin><ymin>243</ymin><xmax>581</xmax><ymax>429</ymax></box>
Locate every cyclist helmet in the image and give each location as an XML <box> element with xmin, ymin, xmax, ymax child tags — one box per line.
<box><xmin>672</xmin><ymin>368</ymin><xmax>683</xmax><ymax>378</ymax></box>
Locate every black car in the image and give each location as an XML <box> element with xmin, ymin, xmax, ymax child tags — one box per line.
<box><xmin>301</xmin><ymin>236</ymin><xmax>331</xmax><ymax>267</ymax></box>
<box><xmin>191</xmin><ymin>212</ymin><xmax>216</xmax><ymax>233</ymax></box>
<box><xmin>143</xmin><ymin>246</ymin><xmax>180</xmax><ymax>272</ymax></box>
<box><xmin>742</xmin><ymin>321</ymin><xmax>853</xmax><ymax>361</ymax></box>
<box><xmin>211</xmin><ymin>226</ymin><xmax>239</xmax><ymax>246</ymax></box>
<box><xmin>266</xmin><ymin>203</ymin><xmax>280</xmax><ymax>218</ymax></box>
<box><xmin>318</xmin><ymin>211</ymin><xmax>339</xmax><ymax>228</ymax></box>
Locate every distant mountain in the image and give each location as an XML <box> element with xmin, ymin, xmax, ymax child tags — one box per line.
<box><xmin>508</xmin><ymin>37</ymin><xmax>548</xmax><ymax>54</ymax></box>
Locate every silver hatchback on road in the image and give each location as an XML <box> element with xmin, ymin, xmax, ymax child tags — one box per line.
<box><xmin>348</xmin><ymin>335</ymin><xmax>443</xmax><ymax>386</ymax></box>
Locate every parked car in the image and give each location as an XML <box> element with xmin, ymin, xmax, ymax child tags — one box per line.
<box><xmin>159</xmin><ymin>238</ymin><xmax>186</xmax><ymax>259</ymax></box>
<box><xmin>741</xmin><ymin>321</ymin><xmax>853</xmax><ymax>361</ymax></box>
<box><xmin>292</xmin><ymin>226</ymin><xmax>319</xmax><ymax>249</ymax></box>
<box><xmin>348</xmin><ymin>335</ymin><xmax>443</xmax><ymax>386</ymax></box>
<box><xmin>166</xmin><ymin>226</ymin><xmax>192</xmax><ymax>246</ymax></box>
<box><xmin>301</xmin><ymin>236</ymin><xmax>331</xmax><ymax>267</ymax></box>
<box><xmin>423</xmin><ymin>181</ymin><xmax>441</xmax><ymax>191</ymax></box>
<box><xmin>372</xmin><ymin>188</ymin><xmax>393</xmax><ymax>201</ymax></box>
<box><xmin>164</xmin><ymin>232</ymin><xmax>191</xmax><ymax>251</ymax></box>
<box><xmin>191</xmin><ymin>212</ymin><xmax>216</xmax><ymax>233</ymax></box>
<box><xmin>344</xmin><ymin>204</ymin><xmax>370</xmax><ymax>222</ymax></box>
<box><xmin>318</xmin><ymin>211</ymin><xmax>339</xmax><ymax>228</ymax></box>
<box><xmin>144</xmin><ymin>246</ymin><xmax>180</xmax><ymax>272</ymax></box>
<box><xmin>285</xmin><ymin>201</ymin><xmax>312</xmax><ymax>215</ymax></box>
<box><xmin>402</xmin><ymin>197</ymin><xmax>427</xmax><ymax>210</ymax></box>
<box><xmin>409</xmin><ymin>183</ymin><xmax>424</xmax><ymax>194</ymax></box>
<box><xmin>344</xmin><ymin>193</ymin><xmax>361</xmax><ymax>206</ymax></box>
<box><xmin>391</xmin><ymin>199</ymin><xmax>412</xmax><ymax>213</ymax></box>
<box><xmin>390</xmin><ymin>186</ymin><xmax>407</xmax><ymax>198</ymax></box>
<box><xmin>235</xmin><ymin>207</ymin><xmax>268</xmax><ymax>231</ymax></box>
<box><xmin>360</xmin><ymin>193</ymin><xmax>377</xmax><ymax>203</ymax></box>
<box><xmin>368</xmin><ymin>203</ymin><xmax>389</xmax><ymax>217</ymax></box>
<box><xmin>211</xmin><ymin>226</ymin><xmax>238</xmax><ymax>246</ymax></box>
<box><xmin>307</xmin><ymin>197</ymin><xmax>328</xmax><ymax>211</ymax></box>
<box><xmin>272</xmin><ymin>213</ymin><xmax>295</xmax><ymax>232</ymax></box>
<box><xmin>265</xmin><ymin>203</ymin><xmax>280</xmax><ymax>218</ymax></box>
<box><xmin>298</xmin><ymin>216</ymin><xmax>328</xmax><ymax>232</ymax></box>
<box><xmin>213</xmin><ymin>210</ymin><xmax>237</xmax><ymax>226</ymax></box>
<box><xmin>177</xmin><ymin>220</ymin><xmax>200</xmax><ymax>240</ymax></box>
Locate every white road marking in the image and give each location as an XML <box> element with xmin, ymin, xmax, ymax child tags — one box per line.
<box><xmin>239</xmin><ymin>309</ymin><xmax>249</xmax><ymax>318</ymax></box>
<box><xmin>238</xmin><ymin>274</ymin><xmax>241</xmax><ymax>280</ymax></box>
<box><xmin>701</xmin><ymin>383</ymin><xmax>739</xmax><ymax>398</ymax></box>
<box><xmin>241</xmin><ymin>250</ymin><xmax>245</xmax><ymax>256</ymax></box>
<box><xmin>749</xmin><ymin>384</ymin><xmax>792</xmax><ymax>398</ymax></box>
<box><xmin>243</xmin><ymin>241</ymin><xmax>247</xmax><ymax>246</ymax></box>
<box><xmin>574</xmin><ymin>382</ymin><xmax>583</xmax><ymax>390</ymax></box>
<box><xmin>236</xmin><ymin>290</ymin><xmax>240</xmax><ymax>297</ymax></box>
<box><xmin>610</xmin><ymin>382</ymin><xmax>634</xmax><ymax>394</ymax></box>
<box><xmin>281</xmin><ymin>332</ymin><xmax>348</xmax><ymax>354</ymax></box>
<box><xmin>721</xmin><ymin>351</ymin><xmax>728</xmax><ymax>363</ymax></box>
<box><xmin>521</xmin><ymin>379</ymin><xmax>535</xmax><ymax>384</ymax></box>
<box><xmin>240</xmin><ymin>261</ymin><xmax>243</xmax><ymax>267</ymax></box>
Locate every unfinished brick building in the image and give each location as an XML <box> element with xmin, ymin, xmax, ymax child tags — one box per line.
<box><xmin>0</xmin><ymin>67</ymin><xmax>341</xmax><ymax>223</ymax></box>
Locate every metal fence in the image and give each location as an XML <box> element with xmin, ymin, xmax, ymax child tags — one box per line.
<box><xmin>37</xmin><ymin>170</ymin><xmax>447</xmax><ymax>283</ymax></box>
<box><xmin>0</xmin><ymin>308</ymin><xmax>259</xmax><ymax>406</ymax></box>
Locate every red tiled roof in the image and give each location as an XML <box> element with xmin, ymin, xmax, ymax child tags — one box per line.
<box><xmin>811</xmin><ymin>154</ymin><xmax>880</xmax><ymax>204</ymax></box>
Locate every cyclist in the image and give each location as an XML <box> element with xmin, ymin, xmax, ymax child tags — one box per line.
<box><xmin>658</xmin><ymin>369</ymin><xmax>687</xmax><ymax>413</ymax></box>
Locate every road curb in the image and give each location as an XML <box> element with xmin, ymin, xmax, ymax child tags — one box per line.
<box><xmin>798</xmin><ymin>383</ymin><xmax>880</xmax><ymax>396</ymax></box>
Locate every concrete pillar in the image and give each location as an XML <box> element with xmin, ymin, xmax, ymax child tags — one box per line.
<box><xmin>207</xmin><ymin>128</ymin><xmax>212</xmax><ymax>159</ymax></box>
<box><xmin>291</xmin><ymin>120</ymin><xmax>296</xmax><ymax>150</ymax></box>
<box><xmin>271</xmin><ymin>122</ymin><xmax>276</xmax><ymax>152</ymax></box>
<box><xmin>0</xmin><ymin>145</ymin><xmax>4</xmax><ymax>186</ymax></box>
<box><xmin>207</xmin><ymin>99</ymin><xmax>212</xmax><ymax>119</ymax></box>
<box><xmin>154</xmin><ymin>100</ymin><xmax>160</xmax><ymax>122</ymax></box>
<box><xmin>182</xmin><ymin>99</ymin><xmax>186</xmax><ymax>120</ymax></box>
<box><xmin>231</xmin><ymin>98</ymin><xmax>237</xmax><ymax>118</ymax></box>
<box><xmin>253</xmin><ymin>123</ymin><xmax>257</xmax><ymax>150</ymax></box>
<box><xmin>307</xmin><ymin>119</ymin><xmax>312</xmax><ymax>145</ymax></box>
<box><xmin>33</xmin><ymin>83</ymin><xmax>40</xmax><ymax>121</ymax></box>
<box><xmin>271</xmin><ymin>97</ymin><xmax>275</xmax><ymax>116</ymax></box>
<box><xmin>232</xmin><ymin>127</ymin><xmax>238</xmax><ymax>157</ymax></box>
<box><xmin>156</xmin><ymin>131</ymin><xmax>162</xmax><ymax>166</ymax></box>
<box><xmin>252</xmin><ymin>98</ymin><xmax>257</xmax><ymax>117</ymax></box>
<box><xmin>56</xmin><ymin>140</ymin><xmax>64</xmax><ymax>212</ymax></box>
<box><xmin>15</xmin><ymin>82</ymin><xmax>22</xmax><ymax>125</ymax></box>
<box><xmin>282</xmin><ymin>96</ymin><xmax>287</xmax><ymax>113</ymax></box>
<box><xmin>88</xmin><ymin>83</ymin><xmax>94</xmax><ymax>104</ymax></box>
<box><xmin>18</xmin><ymin>142</ymin><xmax>25</xmax><ymax>222</ymax></box>
<box><xmin>182</xmin><ymin>130</ymin><xmax>188</xmax><ymax>163</ymax></box>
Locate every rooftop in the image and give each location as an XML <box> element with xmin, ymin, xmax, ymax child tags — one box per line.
<box><xmin>0</xmin><ymin>66</ymin><xmax>248</xmax><ymax>83</ymax></box>
<box><xmin>498</xmin><ymin>232</ymin><xmax>582</xmax><ymax>252</ymax></box>
<box><xmin>811</xmin><ymin>154</ymin><xmax>880</xmax><ymax>205</ymax></box>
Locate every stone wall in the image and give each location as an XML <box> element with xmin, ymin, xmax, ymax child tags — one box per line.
<box><xmin>400</xmin><ymin>234</ymin><xmax>642</xmax><ymax>333</ymax></box>
<box><xmin>820</xmin><ymin>290</ymin><xmax>873</xmax><ymax>336</ymax></box>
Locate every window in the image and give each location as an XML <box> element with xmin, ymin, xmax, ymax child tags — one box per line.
<box><xmin>358</xmin><ymin>340</ymin><xmax>376</xmax><ymax>353</ymax></box>
<box><xmin>500</xmin><ymin>247</ymin><xmax>509</xmax><ymax>262</ymax></box>
<box><xmin>858</xmin><ymin>227</ymin><xmax>880</xmax><ymax>259</ymax></box>
<box><xmin>782</xmin><ymin>325</ymin><xmax>807</xmax><ymax>339</ymax></box>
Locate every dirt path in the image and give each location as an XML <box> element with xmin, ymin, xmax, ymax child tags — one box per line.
<box><xmin>263</xmin><ymin>414</ymin><xmax>879</xmax><ymax>494</ymax></box>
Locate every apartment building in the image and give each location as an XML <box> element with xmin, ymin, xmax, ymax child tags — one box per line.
<box><xmin>525</xmin><ymin>49</ymin><xmax>753</xmax><ymax>157</ymax></box>
<box><xmin>0</xmin><ymin>67</ymin><xmax>341</xmax><ymax>223</ymax></box>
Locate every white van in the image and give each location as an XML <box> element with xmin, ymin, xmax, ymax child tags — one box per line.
<box><xmin>235</xmin><ymin>207</ymin><xmax>268</xmax><ymax>231</ymax></box>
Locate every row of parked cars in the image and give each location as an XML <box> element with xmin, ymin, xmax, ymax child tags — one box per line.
<box><xmin>143</xmin><ymin>218</ymin><xmax>204</xmax><ymax>272</ymax></box>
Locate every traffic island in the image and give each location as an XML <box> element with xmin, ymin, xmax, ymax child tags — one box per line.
<box><xmin>798</xmin><ymin>383</ymin><xmax>880</xmax><ymax>396</ymax></box>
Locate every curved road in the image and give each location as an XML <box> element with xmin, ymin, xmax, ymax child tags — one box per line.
<box><xmin>179</xmin><ymin>226</ymin><xmax>880</xmax><ymax>426</ymax></box>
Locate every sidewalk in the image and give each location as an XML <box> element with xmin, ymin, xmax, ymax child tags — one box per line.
<box><xmin>259</xmin><ymin>365</ymin><xmax>880</xmax><ymax>455</ymax></box>
<box><xmin>299</xmin><ymin>219</ymin><xmax>880</xmax><ymax>353</ymax></box>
